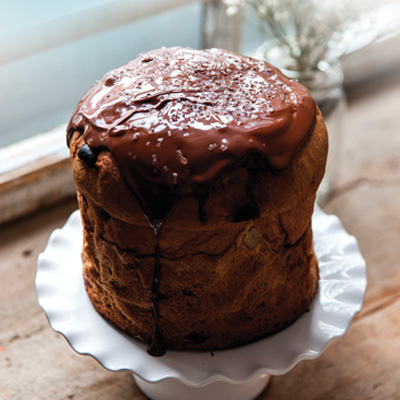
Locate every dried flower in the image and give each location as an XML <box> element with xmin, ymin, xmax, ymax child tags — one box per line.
<box><xmin>223</xmin><ymin>0</ymin><xmax>399</xmax><ymax>73</ymax></box>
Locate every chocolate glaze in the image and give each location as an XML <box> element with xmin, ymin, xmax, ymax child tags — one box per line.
<box><xmin>67</xmin><ymin>47</ymin><xmax>317</xmax><ymax>356</ymax></box>
<box><xmin>67</xmin><ymin>47</ymin><xmax>316</xmax><ymax>222</ymax></box>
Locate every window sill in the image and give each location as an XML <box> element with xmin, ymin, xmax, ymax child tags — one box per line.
<box><xmin>0</xmin><ymin>125</ymin><xmax>75</xmax><ymax>225</ymax></box>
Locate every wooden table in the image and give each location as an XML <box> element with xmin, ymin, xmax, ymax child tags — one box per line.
<box><xmin>1</xmin><ymin>68</ymin><xmax>400</xmax><ymax>400</ymax></box>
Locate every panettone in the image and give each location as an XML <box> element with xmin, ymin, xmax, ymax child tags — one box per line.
<box><xmin>67</xmin><ymin>47</ymin><xmax>328</xmax><ymax>356</ymax></box>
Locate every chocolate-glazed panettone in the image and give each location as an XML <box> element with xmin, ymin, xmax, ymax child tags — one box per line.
<box><xmin>67</xmin><ymin>47</ymin><xmax>328</xmax><ymax>356</ymax></box>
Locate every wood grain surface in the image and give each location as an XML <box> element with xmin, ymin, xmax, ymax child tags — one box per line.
<box><xmin>1</xmin><ymin>68</ymin><xmax>400</xmax><ymax>400</ymax></box>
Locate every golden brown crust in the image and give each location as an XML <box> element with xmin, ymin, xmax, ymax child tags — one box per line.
<box><xmin>71</xmin><ymin>108</ymin><xmax>327</xmax><ymax>350</ymax></box>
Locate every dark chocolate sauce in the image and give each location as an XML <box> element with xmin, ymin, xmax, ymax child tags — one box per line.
<box><xmin>67</xmin><ymin>47</ymin><xmax>317</xmax><ymax>356</ymax></box>
<box><xmin>146</xmin><ymin>243</ymin><xmax>165</xmax><ymax>356</ymax></box>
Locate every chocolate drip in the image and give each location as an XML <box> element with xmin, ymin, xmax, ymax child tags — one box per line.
<box><xmin>147</xmin><ymin>324</ymin><xmax>165</xmax><ymax>357</ymax></box>
<box><xmin>198</xmin><ymin>195</ymin><xmax>208</xmax><ymax>223</ymax></box>
<box><xmin>146</xmin><ymin>241</ymin><xmax>166</xmax><ymax>356</ymax></box>
<box><xmin>233</xmin><ymin>154</ymin><xmax>264</xmax><ymax>222</ymax></box>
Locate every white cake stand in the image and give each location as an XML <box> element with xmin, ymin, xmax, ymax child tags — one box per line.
<box><xmin>36</xmin><ymin>206</ymin><xmax>367</xmax><ymax>400</ymax></box>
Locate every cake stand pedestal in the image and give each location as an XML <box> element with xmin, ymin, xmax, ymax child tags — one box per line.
<box><xmin>36</xmin><ymin>206</ymin><xmax>366</xmax><ymax>400</ymax></box>
<box><xmin>133</xmin><ymin>373</ymin><xmax>271</xmax><ymax>400</ymax></box>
